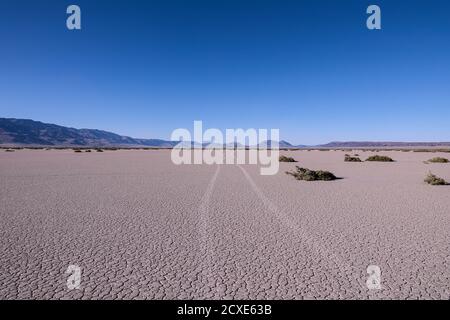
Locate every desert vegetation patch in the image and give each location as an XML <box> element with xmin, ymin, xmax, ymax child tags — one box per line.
<box><xmin>365</xmin><ymin>155</ymin><xmax>394</xmax><ymax>162</ymax></box>
<box><xmin>428</xmin><ymin>157</ymin><xmax>449</xmax><ymax>163</ymax></box>
<box><xmin>344</xmin><ymin>154</ymin><xmax>362</xmax><ymax>162</ymax></box>
<box><xmin>286</xmin><ymin>166</ymin><xmax>339</xmax><ymax>181</ymax></box>
<box><xmin>279</xmin><ymin>155</ymin><xmax>297</xmax><ymax>162</ymax></box>
<box><xmin>424</xmin><ymin>172</ymin><xmax>448</xmax><ymax>185</ymax></box>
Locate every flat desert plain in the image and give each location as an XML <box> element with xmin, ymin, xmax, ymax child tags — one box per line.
<box><xmin>0</xmin><ymin>149</ymin><xmax>449</xmax><ymax>299</ymax></box>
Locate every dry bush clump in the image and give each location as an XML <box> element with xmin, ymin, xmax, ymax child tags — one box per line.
<box><xmin>279</xmin><ymin>155</ymin><xmax>297</xmax><ymax>162</ymax></box>
<box><xmin>365</xmin><ymin>155</ymin><xmax>394</xmax><ymax>162</ymax></box>
<box><xmin>424</xmin><ymin>172</ymin><xmax>448</xmax><ymax>185</ymax></box>
<box><xmin>344</xmin><ymin>154</ymin><xmax>362</xmax><ymax>162</ymax></box>
<box><xmin>286</xmin><ymin>167</ymin><xmax>338</xmax><ymax>181</ymax></box>
<box><xmin>428</xmin><ymin>157</ymin><xmax>449</xmax><ymax>163</ymax></box>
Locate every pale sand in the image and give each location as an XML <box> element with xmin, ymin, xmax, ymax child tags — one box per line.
<box><xmin>0</xmin><ymin>149</ymin><xmax>449</xmax><ymax>299</ymax></box>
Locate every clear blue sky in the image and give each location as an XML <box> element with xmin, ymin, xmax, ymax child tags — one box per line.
<box><xmin>0</xmin><ymin>0</ymin><xmax>449</xmax><ymax>144</ymax></box>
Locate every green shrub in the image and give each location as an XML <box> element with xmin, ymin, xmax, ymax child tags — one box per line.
<box><xmin>286</xmin><ymin>167</ymin><xmax>338</xmax><ymax>181</ymax></box>
<box><xmin>428</xmin><ymin>157</ymin><xmax>449</xmax><ymax>163</ymax></box>
<box><xmin>279</xmin><ymin>155</ymin><xmax>297</xmax><ymax>162</ymax></box>
<box><xmin>344</xmin><ymin>155</ymin><xmax>362</xmax><ymax>162</ymax></box>
<box><xmin>365</xmin><ymin>155</ymin><xmax>394</xmax><ymax>162</ymax></box>
<box><xmin>424</xmin><ymin>172</ymin><xmax>448</xmax><ymax>185</ymax></box>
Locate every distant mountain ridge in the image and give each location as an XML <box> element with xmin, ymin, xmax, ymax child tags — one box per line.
<box><xmin>1</xmin><ymin>118</ymin><xmax>450</xmax><ymax>148</ymax></box>
<box><xmin>0</xmin><ymin>118</ymin><xmax>177</xmax><ymax>147</ymax></box>
<box><xmin>319</xmin><ymin>141</ymin><xmax>450</xmax><ymax>148</ymax></box>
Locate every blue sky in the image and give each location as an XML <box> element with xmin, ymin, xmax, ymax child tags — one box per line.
<box><xmin>0</xmin><ymin>0</ymin><xmax>449</xmax><ymax>144</ymax></box>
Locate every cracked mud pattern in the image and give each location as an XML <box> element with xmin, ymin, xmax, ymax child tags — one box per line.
<box><xmin>1</xmin><ymin>150</ymin><xmax>449</xmax><ymax>299</ymax></box>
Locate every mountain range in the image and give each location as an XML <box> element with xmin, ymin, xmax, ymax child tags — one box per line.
<box><xmin>0</xmin><ymin>118</ymin><xmax>177</xmax><ymax>147</ymax></box>
<box><xmin>1</xmin><ymin>118</ymin><xmax>450</xmax><ymax>148</ymax></box>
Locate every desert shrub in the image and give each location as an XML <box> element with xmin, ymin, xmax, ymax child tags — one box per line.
<box><xmin>73</xmin><ymin>149</ymin><xmax>82</xmax><ymax>153</ymax></box>
<box><xmin>279</xmin><ymin>155</ymin><xmax>297</xmax><ymax>162</ymax></box>
<box><xmin>286</xmin><ymin>166</ymin><xmax>338</xmax><ymax>181</ymax></box>
<box><xmin>344</xmin><ymin>155</ymin><xmax>362</xmax><ymax>162</ymax></box>
<box><xmin>365</xmin><ymin>155</ymin><xmax>394</xmax><ymax>162</ymax></box>
<box><xmin>5</xmin><ymin>149</ymin><xmax>15</xmax><ymax>152</ymax></box>
<box><xmin>428</xmin><ymin>157</ymin><xmax>449</xmax><ymax>163</ymax></box>
<box><xmin>85</xmin><ymin>149</ymin><xmax>92</xmax><ymax>153</ymax></box>
<box><xmin>96</xmin><ymin>149</ymin><xmax>104</xmax><ymax>152</ymax></box>
<box><xmin>424</xmin><ymin>172</ymin><xmax>448</xmax><ymax>185</ymax></box>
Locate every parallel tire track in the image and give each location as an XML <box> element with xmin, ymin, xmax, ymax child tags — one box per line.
<box><xmin>237</xmin><ymin>165</ymin><xmax>367</xmax><ymax>296</ymax></box>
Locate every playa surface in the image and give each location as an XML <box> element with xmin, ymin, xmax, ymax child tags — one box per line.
<box><xmin>1</xmin><ymin>149</ymin><xmax>449</xmax><ymax>299</ymax></box>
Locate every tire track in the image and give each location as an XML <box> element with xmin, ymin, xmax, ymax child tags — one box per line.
<box><xmin>197</xmin><ymin>165</ymin><xmax>221</xmax><ymax>297</ymax></box>
<box><xmin>237</xmin><ymin>164</ymin><xmax>367</xmax><ymax>296</ymax></box>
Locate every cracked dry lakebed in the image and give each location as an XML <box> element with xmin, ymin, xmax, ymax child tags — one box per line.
<box><xmin>0</xmin><ymin>149</ymin><xmax>449</xmax><ymax>299</ymax></box>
